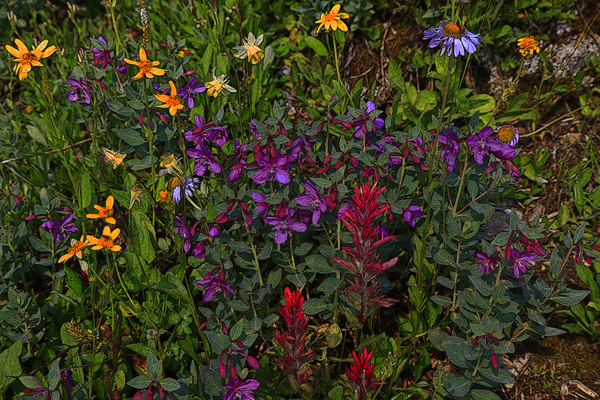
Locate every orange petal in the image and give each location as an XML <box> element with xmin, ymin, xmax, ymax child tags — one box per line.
<box><xmin>111</xmin><ymin>245</ymin><xmax>122</xmax><ymax>252</ymax></box>
<box><xmin>337</xmin><ymin>20</ymin><xmax>348</xmax><ymax>32</ymax></box>
<box><xmin>15</xmin><ymin>39</ymin><xmax>28</xmax><ymax>53</ymax></box>
<box><xmin>331</xmin><ymin>4</ymin><xmax>341</xmax><ymax>15</ymax></box>
<box><xmin>124</xmin><ymin>58</ymin><xmax>139</xmax><ymax>66</ymax></box>
<box><xmin>6</xmin><ymin>45</ymin><xmax>22</xmax><ymax>58</ymax></box>
<box><xmin>106</xmin><ymin>195</ymin><xmax>114</xmax><ymax>209</ymax></box>
<box><xmin>109</xmin><ymin>228</ymin><xmax>120</xmax><ymax>239</ymax></box>
<box><xmin>168</xmin><ymin>80</ymin><xmax>177</xmax><ymax>94</ymax></box>
<box><xmin>138</xmin><ymin>47</ymin><xmax>147</xmax><ymax>61</ymax></box>
<box><xmin>41</xmin><ymin>45</ymin><xmax>56</xmax><ymax>58</ymax></box>
<box><xmin>58</xmin><ymin>253</ymin><xmax>72</xmax><ymax>263</ymax></box>
<box><xmin>105</xmin><ymin>217</ymin><xmax>117</xmax><ymax>225</ymax></box>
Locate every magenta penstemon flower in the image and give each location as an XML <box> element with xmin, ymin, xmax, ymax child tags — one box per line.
<box><xmin>227</xmin><ymin>140</ymin><xmax>248</xmax><ymax>182</ymax></box>
<box><xmin>509</xmin><ymin>248</ymin><xmax>537</xmax><ymax>278</ymax></box>
<box><xmin>92</xmin><ymin>36</ymin><xmax>113</xmax><ymax>69</ymax></box>
<box><xmin>66</xmin><ymin>77</ymin><xmax>92</xmax><ymax>104</ymax></box>
<box><xmin>176</xmin><ymin>76</ymin><xmax>206</xmax><ymax>108</ymax></box>
<box><xmin>467</xmin><ymin>126</ymin><xmax>504</xmax><ymax>164</ymax></box>
<box><xmin>348</xmin><ymin>101</ymin><xmax>385</xmax><ymax>139</ymax></box>
<box><xmin>251</xmin><ymin>192</ymin><xmax>270</xmax><ymax>218</ymax></box>
<box><xmin>401</xmin><ymin>205</ymin><xmax>423</xmax><ymax>227</ymax></box>
<box><xmin>253</xmin><ymin>152</ymin><xmax>290</xmax><ymax>185</ymax></box>
<box><xmin>264</xmin><ymin>205</ymin><xmax>307</xmax><ymax>244</ymax></box>
<box><xmin>194</xmin><ymin>268</ymin><xmax>236</xmax><ymax>302</ymax></box>
<box><xmin>41</xmin><ymin>213</ymin><xmax>78</xmax><ymax>243</ymax></box>
<box><xmin>295</xmin><ymin>182</ymin><xmax>327</xmax><ymax>225</ymax></box>
<box><xmin>223</xmin><ymin>378</ymin><xmax>260</xmax><ymax>400</ymax></box>
<box><xmin>174</xmin><ymin>216</ymin><xmax>195</xmax><ymax>252</ymax></box>
<box><xmin>423</xmin><ymin>21</ymin><xmax>482</xmax><ymax>57</ymax></box>
<box><xmin>474</xmin><ymin>252</ymin><xmax>500</xmax><ymax>275</ymax></box>
<box><xmin>438</xmin><ymin>129</ymin><xmax>461</xmax><ymax>172</ymax></box>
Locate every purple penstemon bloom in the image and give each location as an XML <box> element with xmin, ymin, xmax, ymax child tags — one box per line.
<box><xmin>41</xmin><ymin>214</ymin><xmax>78</xmax><ymax>243</ymax></box>
<box><xmin>251</xmin><ymin>192</ymin><xmax>270</xmax><ymax>218</ymax></box>
<box><xmin>288</xmin><ymin>133</ymin><xmax>315</xmax><ymax>163</ymax></box>
<box><xmin>423</xmin><ymin>21</ymin><xmax>482</xmax><ymax>57</ymax></box>
<box><xmin>187</xmin><ymin>146</ymin><xmax>221</xmax><ymax>176</ymax></box>
<box><xmin>177</xmin><ymin>76</ymin><xmax>206</xmax><ymax>109</ymax></box>
<box><xmin>185</xmin><ymin>115</ymin><xmax>214</xmax><ymax>146</ymax></box>
<box><xmin>509</xmin><ymin>248</ymin><xmax>537</xmax><ymax>278</ymax></box>
<box><xmin>223</xmin><ymin>378</ymin><xmax>260</xmax><ymax>400</ymax></box>
<box><xmin>92</xmin><ymin>36</ymin><xmax>113</xmax><ymax>69</ymax></box>
<box><xmin>227</xmin><ymin>140</ymin><xmax>248</xmax><ymax>182</ymax></box>
<box><xmin>438</xmin><ymin>129</ymin><xmax>461</xmax><ymax>172</ymax></box>
<box><xmin>349</xmin><ymin>101</ymin><xmax>385</xmax><ymax>139</ymax></box>
<box><xmin>467</xmin><ymin>126</ymin><xmax>504</xmax><ymax>164</ymax></box>
<box><xmin>253</xmin><ymin>153</ymin><xmax>290</xmax><ymax>185</ymax></box>
<box><xmin>174</xmin><ymin>216</ymin><xmax>195</xmax><ymax>252</ymax></box>
<box><xmin>66</xmin><ymin>77</ymin><xmax>92</xmax><ymax>104</ymax></box>
<box><xmin>264</xmin><ymin>207</ymin><xmax>307</xmax><ymax>244</ymax></box>
<box><xmin>401</xmin><ymin>205</ymin><xmax>423</xmax><ymax>227</ymax></box>
<box><xmin>474</xmin><ymin>252</ymin><xmax>500</xmax><ymax>275</ymax></box>
<box><xmin>206</xmin><ymin>125</ymin><xmax>228</xmax><ymax>147</ymax></box>
<box><xmin>191</xmin><ymin>241</ymin><xmax>206</xmax><ymax>259</ymax></box>
<box><xmin>295</xmin><ymin>182</ymin><xmax>327</xmax><ymax>225</ymax></box>
<box><xmin>195</xmin><ymin>269</ymin><xmax>236</xmax><ymax>302</ymax></box>
<box><xmin>172</xmin><ymin>177</ymin><xmax>200</xmax><ymax>204</ymax></box>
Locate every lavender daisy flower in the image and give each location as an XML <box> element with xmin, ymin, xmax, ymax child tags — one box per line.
<box><xmin>509</xmin><ymin>248</ymin><xmax>537</xmax><ymax>278</ymax></box>
<box><xmin>66</xmin><ymin>77</ymin><xmax>92</xmax><ymax>104</ymax></box>
<box><xmin>253</xmin><ymin>153</ymin><xmax>290</xmax><ymax>185</ymax></box>
<box><xmin>438</xmin><ymin>129</ymin><xmax>461</xmax><ymax>172</ymax></box>
<box><xmin>41</xmin><ymin>214</ymin><xmax>78</xmax><ymax>243</ymax></box>
<box><xmin>295</xmin><ymin>182</ymin><xmax>327</xmax><ymax>225</ymax></box>
<box><xmin>402</xmin><ymin>205</ymin><xmax>423</xmax><ymax>227</ymax></box>
<box><xmin>474</xmin><ymin>252</ymin><xmax>500</xmax><ymax>275</ymax></box>
<box><xmin>264</xmin><ymin>207</ymin><xmax>307</xmax><ymax>244</ymax></box>
<box><xmin>195</xmin><ymin>269</ymin><xmax>236</xmax><ymax>302</ymax></box>
<box><xmin>467</xmin><ymin>126</ymin><xmax>504</xmax><ymax>164</ymax></box>
<box><xmin>187</xmin><ymin>147</ymin><xmax>221</xmax><ymax>176</ymax></box>
<box><xmin>423</xmin><ymin>21</ymin><xmax>482</xmax><ymax>57</ymax></box>
<box><xmin>223</xmin><ymin>378</ymin><xmax>260</xmax><ymax>400</ymax></box>
<box><xmin>172</xmin><ymin>177</ymin><xmax>200</xmax><ymax>204</ymax></box>
<box><xmin>177</xmin><ymin>76</ymin><xmax>206</xmax><ymax>109</ymax></box>
<box><xmin>92</xmin><ymin>36</ymin><xmax>113</xmax><ymax>69</ymax></box>
<box><xmin>497</xmin><ymin>125</ymin><xmax>520</xmax><ymax>148</ymax></box>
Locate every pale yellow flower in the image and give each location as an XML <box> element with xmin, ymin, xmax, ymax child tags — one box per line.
<box><xmin>233</xmin><ymin>33</ymin><xmax>265</xmax><ymax>64</ymax></box>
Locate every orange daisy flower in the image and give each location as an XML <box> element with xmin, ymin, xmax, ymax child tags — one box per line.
<box><xmin>87</xmin><ymin>195</ymin><xmax>117</xmax><ymax>224</ymax></box>
<box><xmin>58</xmin><ymin>235</ymin><xmax>89</xmax><ymax>263</ymax></box>
<box><xmin>154</xmin><ymin>80</ymin><xmax>184</xmax><ymax>116</ymax></box>
<box><xmin>87</xmin><ymin>226</ymin><xmax>121</xmax><ymax>252</ymax></box>
<box><xmin>6</xmin><ymin>39</ymin><xmax>56</xmax><ymax>81</ymax></box>
<box><xmin>124</xmin><ymin>48</ymin><xmax>166</xmax><ymax>80</ymax></box>
<box><xmin>315</xmin><ymin>4</ymin><xmax>349</xmax><ymax>33</ymax></box>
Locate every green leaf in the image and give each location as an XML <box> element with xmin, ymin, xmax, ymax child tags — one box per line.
<box><xmin>64</xmin><ymin>268</ymin><xmax>83</xmax><ymax>298</ymax></box>
<box><xmin>116</xmin><ymin>128</ymin><xmax>146</xmax><ymax>146</ymax></box>
<box><xmin>0</xmin><ymin>341</ymin><xmax>22</xmax><ymax>395</ymax></box>
<box><xmin>469</xmin><ymin>275</ymin><xmax>492</xmax><ymax>296</ymax></box>
<box><xmin>159</xmin><ymin>378</ymin><xmax>181</xmax><ymax>392</ymax></box>
<box><xmin>29</xmin><ymin>235</ymin><xmax>51</xmax><ymax>253</ymax></box>
<box><xmin>178</xmin><ymin>338</ymin><xmax>202</xmax><ymax>365</ymax></box>
<box><xmin>479</xmin><ymin>367</ymin><xmax>514</xmax><ymax>385</ymax></box>
<box><xmin>303</xmin><ymin>298</ymin><xmax>327</xmax><ymax>315</ymax></box>
<box><xmin>469</xmin><ymin>94</ymin><xmax>495</xmax><ymax>115</ymax></box>
<box><xmin>317</xmin><ymin>277</ymin><xmax>342</xmax><ymax>293</ymax></box>
<box><xmin>80</xmin><ymin>172</ymin><xmax>92</xmax><ymax>209</ymax></box>
<box><xmin>437</xmin><ymin>275</ymin><xmax>455</xmax><ymax>289</ymax></box>
<box><xmin>267</xmin><ymin>268</ymin><xmax>282</xmax><ymax>287</ymax></box>
<box><xmin>147</xmin><ymin>350</ymin><xmax>163</xmax><ymax>379</ymax></box>
<box><xmin>48</xmin><ymin>359</ymin><xmax>61</xmax><ymax>390</ymax></box>
<box><xmin>550</xmin><ymin>289</ymin><xmax>589</xmax><ymax>306</ymax></box>
<box><xmin>306</xmin><ymin>254</ymin><xmax>336</xmax><ymax>273</ymax></box>
<box><xmin>262</xmin><ymin>45</ymin><xmax>275</xmax><ymax>70</ymax></box>
<box><xmin>445</xmin><ymin>375</ymin><xmax>472</xmax><ymax>397</ymax></box>
<box><xmin>471</xmin><ymin>389</ymin><xmax>503</xmax><ymax>400</ymax></box>
<box><xmin>26</xmin><ymin>124</ymin><xmax>47</xmax><ymax>146</ymax></box>
<box><xmin>293</xmin><ymin>242</ymin><xmax>313</xmax><ymax>257</ymax></box>
<box><xmin>106</xmin><ymin>99</ymin><xmax>134</xmax><ymax>116</ymax></box>
<box><xmin>230</xmin><ymin>319</ymin><xmax>244</xmax><ymax>341</ymax></box>
<box><xmin>311</xmin><ymin>177</ymin><xmax>332</xmax><ymax>189</ymax></box>
<box><xmin>204</xmin><ymin>331</ymin><xmax>231</xmax><ymax>353</ymax></box>
<box><xmin>228</xmin><ymin>240</ymin><xmax>251</xmax><ymax>253</ymax></box>
<box><xmin>127</xmin><ymin>375</ymin><xmax>153</xmax><ymax>390</ymax></box>
<box><xmin>441</xmin><ymin>336</ymin><xmax>468</xmax><ymax>368</ymax></box>
<box><xmin>303</xmin><ymin>36</ymin><xmax>328</xmax><ymax>56</ymax></box>
<box><xmin>574</xmin><ymin>223</ymin><xmax>586</xmax><ymax>243</ymax></box>
<box><xmin>433</xmin><ymin>248</ymin><xmax>456</xmax><ymax>267</ymax></box>
<box><xmin>430</xmin><ymin>295</ymin><xmax>452</xmax><ymax>307</ymax></box>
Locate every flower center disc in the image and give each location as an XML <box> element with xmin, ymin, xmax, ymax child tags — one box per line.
<box><xmin>442</xmin><ymin>22</ymin><xmax>466</xmax><ymax>38</ymax></box>
<box><xmin>21</xmin><ymin>52</ymin><xmax>38</xmax><ymax>63</ymax></box>
<box><xmin>139</xmin><ymin>60</ymin><xmax>152</xmax><ymax>73</ymax></box>
<box><xmin>166</xmin><ymin>96</ymin><xmax>181</xmax><ymax>106</ymax></box>
<box><xmin>498</xmin><ymin>126</ymin><xmax>516</xmax><ymax>143</ymax></box>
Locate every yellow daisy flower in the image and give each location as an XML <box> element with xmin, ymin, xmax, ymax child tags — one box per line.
<box><xmin>517</xmin><ymin>36</ymin><xmax>540</xmax><ymax>57</ymax></box>
<box><xmin>315</xmin><ymin>4</ymin><xmax>350</xmax><ymax>33</ymax></box>
<box><xmin>124</xmin><ymin>48</ymin><xmax>166</xmax><ymax>80</ymax></box>
<box><xmin>6</xmin><ymin>39</ymin><xmax>56</xmax><ymax>81</ymax></box>
<box><xmin>233</xmin><ymin>32</ymin><xmax>265</xmax><ymax>65</ymax></box>
<box><xmin>154</xmin><ymin>80</ymin><xmax>184</xmax><ymax>116</ymax></box>
<box><xmin>87</xmin><ymin>226</ymin><xmax>122</xmax><ymax>252</ymax></box>
<box><xmin>58</xmin><ymin>235</ymin><xmax>89</xmax><ymax>263</ymax></box>
<box><xmin>204</xmin><ymin>67</ymin><xmax>237</xmax><ymax>98</ymax></box>
<box><xmin>87</xmin><ymin>195</ymin><xmax>117</xmax><ymax>225</ymax></box>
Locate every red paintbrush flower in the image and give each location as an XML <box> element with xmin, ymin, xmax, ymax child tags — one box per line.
<box><xmin>345</xmin><ymin>348</ymin><xmax>383</xmax><ymax>400</ymax></box>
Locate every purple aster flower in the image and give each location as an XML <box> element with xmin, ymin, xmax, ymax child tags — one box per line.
<box><xmin>66</xmin><ymin>77</ymin><xmax>92</xmax><ymax>104</ymax></box>
<box><xmin>177</xmin><ymin>76</ymin><xmax>206</xmax><ymax>109</ymax></box>
<box><xmin>92</xmin><ymin>36</ymin><xmax>113</xmax><ymax>69</ymax></box>
<box><xmin>188</xmin><ymin>147</ymin><xmax>221</xmax><ymax>176</ymax></box>
<box><xmin>195</xmin><ymin>269</ymin><xmax>236</xmax><ymax>302</ymax></box>
<box><xmin>295</xmin><ymin>181</ymin><xmax>327</xmax><ymax>225</ymax></box>
<box><xmin>174</xmin><ymin>216</ymin><xmax>194</xmax><ymax>252</ymax></box>
<box><xmin>438</xmin><ymin>129</ymin><xmax>461</xmax><ymax>172</ymax></box>
<box><xmin>264</xmin><ymin>207</ymin><xmax>307</xmax><ymax>244</ymax></box>
<box><xmin>251</xmin><ymin>192</ymin><xmax>270</xmax><ymax>218</ymax></box>
<box><xmin>223</xmin><ymin>378</ymin><xmax>260</xmax><ymax>400</ymax></box>
<box><xmin>41</xmin><ymin>214</ymin><xmax>78</xmax><ymax>243</ymax></box>
<box><xmin>423</xmin><ymin>21</ymin><xmax>481</xmax><ymax>57</ymax></box>
<box><xmin>509</xmin><ymin>248</ymin><xmax>537</xmax><ymax>278</ymax></box>
<box><xmin>348</xmin><ymin>101</ymin><xmax>385</xmax><ymax>139</ymax></box>
<box><xmin>474</xmin><ymin>252</ymin><xmax>500</xmax><ymax>275</ymax></box>
<box><xmin>467</xmin><ymin>126</ymin><xmax>504</xmax><ymax>164</ymax></box>
<box><xmin>172</xmin><ymin>177</ymin><xmax>200</xmax><ymax>204</ymax></box>
<box><xmin>253</xmin><ymin>153</ymin><xmax>290</xmax><ymax>185</ymax></box>
<box><xmin>497</xmin><ymin>125</ymin><xmax>520</xmax><ymax>148</ymax></box>
<box><xmin>401</xmin><ymin>205</ymin><xmax>423</xmax><ymax>227</ymax></box>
